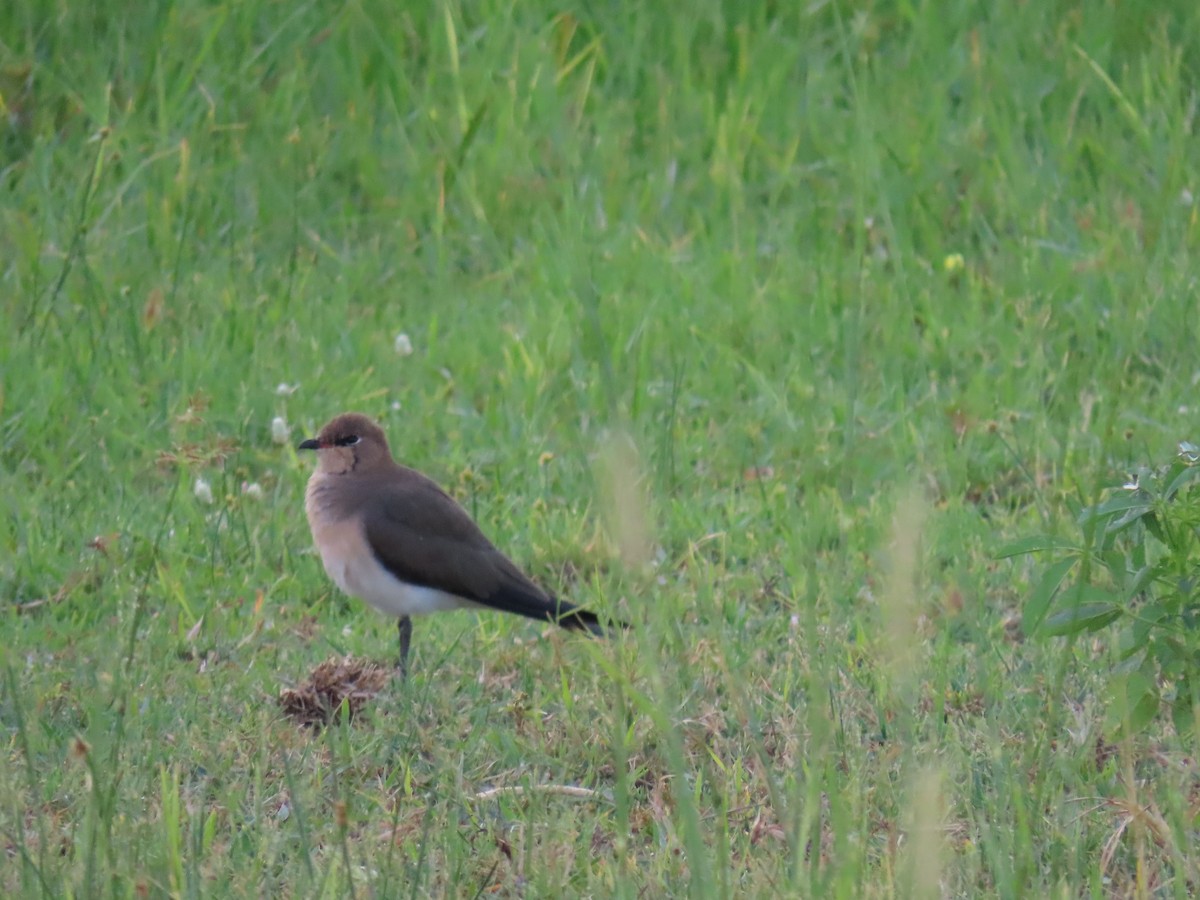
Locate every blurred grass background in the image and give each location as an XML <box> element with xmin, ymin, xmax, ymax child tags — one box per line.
<box><xmin>2</xmin><ymin>0</ymin><xmax>1199</xmax><ymax>895</ymax></box>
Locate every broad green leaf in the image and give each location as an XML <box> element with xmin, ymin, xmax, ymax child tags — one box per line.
<box><xmin>1100</xmin><ymin>548</ymin><xmax>1127</xmax><ymax>581</ymax></box>
<box><xmin>1040</xmin><ymin>592</ymin><xmax>1122</xmax><ymax>636</ymax></box>
<box><xmin>1123</xmin><ymin>691</ymin><xmax>1160</xmax><ymax>737</ymax></box>
<box><xmin>1112</xmin><ymin>642</ymin><xmax>1146</xmax><ymax>672</ymax></box>
<box><xmin>1171</xmin><ymin>685</ymin><xmax>1199</xmax><ymax>736</ymax></box>
<box><xmin>1141</xmin><ymin>510</ymin><xmax>1166</xmax><ymax>545</ymax></box>
<box><xmin>1105</xmin><ymin>504</ymin><xmax>1156</xmax><ymax>536</ymax></box>
<box><xmin>995</xmin><ymin>535</ymin><xmax>1078</xmax><ymax>559</ymax></box>
<box><xmin>1175</xmin><ymin>577</ymin><xmax>1198</xmax><ymax>611</ymax></box>
<box><xmin>1078</xmin><ymin>492</ymin><xmax>1151</xmax><ymax>526</ymax></box>
<box><xmin>1154</xmin><ymin>636</ymin><xmax>1189</xmax><ymax>677</ymax></box>
<box><xmin>1021</xmin><ymin>557</ymin><xmax>1077</xmax><ymax>635</ymax></box>
<box><xmin>1166</xmin><ymin>462</ymin><xmax>1200</xmax><ymax>500</ymax></box>
<box><xmin>1107</xmin><ymin>669</ymin><xmax>1160</xmax><ymax>738</ymax></box>
<box><xmin>1128</xmin><ymin>535</ymin><xmax>1148</xmax><ymax>572</ymax></box>
<box><xmin>1126</xmin><ymin>563</ymin><xmax>1161</xmax><ymax>600</ymax></box>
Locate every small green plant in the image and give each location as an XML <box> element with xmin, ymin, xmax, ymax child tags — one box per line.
<box><xmin>1002</xmin><ymin>442</ymin><xmax>1200</xmax><ymax>737</ymax></box>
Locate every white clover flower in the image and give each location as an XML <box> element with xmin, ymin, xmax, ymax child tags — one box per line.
<box><xmin>271</xmin><ymin>416</ymin><xmax>290</xmax><ymax>445</ymax></box>
<box><xmin>193</xmin><ymin>478</ymin><xmax>214</xmax><ymax>505</ymax></box>
<box><xmin>394</xmin><ymin>333</ymin><xmax>414</xmax><ymax>356</ymax></box>
<box><xmin>275</xmin><ymin>382</ymin><xmax>300</xmax><ymax>396</ymax></box>
<box><xmin>242</xmin><ymin>482</ymin><xmax>265</xmax><ymax>500</ymax></box>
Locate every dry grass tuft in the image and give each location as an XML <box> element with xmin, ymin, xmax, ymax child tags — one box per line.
<box><xmin>278</xmin><ymin>656</ymin><xmax>392</xmax><ymax>727</ymax></box>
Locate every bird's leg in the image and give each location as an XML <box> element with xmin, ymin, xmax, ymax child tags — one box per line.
<box><xmin>397</xmin><ymin>615</ymin><xmax>412</xmax><ymax>679</ymax></box>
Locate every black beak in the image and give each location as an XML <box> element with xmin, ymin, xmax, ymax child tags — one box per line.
<box><xmin>297</xmin><ymin>438</ymin><xmax>320</xmax><ymax>451</ymax></box>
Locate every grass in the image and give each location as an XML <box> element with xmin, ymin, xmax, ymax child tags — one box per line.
<box><xmin>2</xmin><ymin>0</ymin><xmax>1200</xmax><ymax>895</ymax></box>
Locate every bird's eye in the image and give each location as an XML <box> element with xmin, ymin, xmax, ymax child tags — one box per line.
<box><xmin>335</xmin><ymin>435</ymin><xmax>361</xmax><ymax>447</ymax></box>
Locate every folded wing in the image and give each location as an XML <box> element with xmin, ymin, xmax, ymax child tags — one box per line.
<box><xmin>362</xmin><ymin>472</ymin><xmax>604</xmax><ymax>633</ymax></box>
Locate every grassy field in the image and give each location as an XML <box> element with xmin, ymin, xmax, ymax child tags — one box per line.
<box><xmin>3</xmin><ymin>0</ymin><xmax>1200</xmax><ymax>895</ymax></box>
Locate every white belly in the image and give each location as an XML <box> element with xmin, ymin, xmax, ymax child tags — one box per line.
<box><xmin>324</xmin><ymin>545</ymin><xmax>468</xmax><ymax>617</ymax></box>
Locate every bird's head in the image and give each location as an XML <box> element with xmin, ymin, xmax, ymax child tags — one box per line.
<box><xmin>298</xmin><ymin>412</ymin><xmax>392</xmax><ymax>475</ymax></box>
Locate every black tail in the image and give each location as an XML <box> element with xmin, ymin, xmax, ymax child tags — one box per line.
<box><xmin>479</xmin><ymin>584</ymin><xmax>624</xmax><ymax>637</ymax></box>
<box><xmin>555</xmin><ymin>604</ymin><xmax>626</xmax><ymax>636</ymax></box>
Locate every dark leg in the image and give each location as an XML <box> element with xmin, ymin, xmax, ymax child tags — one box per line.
<box><xmin>397</xmin><ymin>615</ymin><xmax>412</xmax><ymax>679</ymax></box>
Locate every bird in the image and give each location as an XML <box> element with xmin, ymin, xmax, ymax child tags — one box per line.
<box><xmin>298</xmin><ymin>412</ymin><xmax>612</xmax><ymax>676</ymax></box>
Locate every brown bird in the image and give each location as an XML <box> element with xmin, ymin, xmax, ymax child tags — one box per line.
<box><xmin>299</xmin><ymin>412</ymin><xmax>609</xmax><ymax>676</ymax></box>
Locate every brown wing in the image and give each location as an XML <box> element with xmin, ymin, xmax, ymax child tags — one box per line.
<box><xmin>361</xmin><ymin>472</ymin><xmax>602</xmax><ymax>631</ymax></box>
